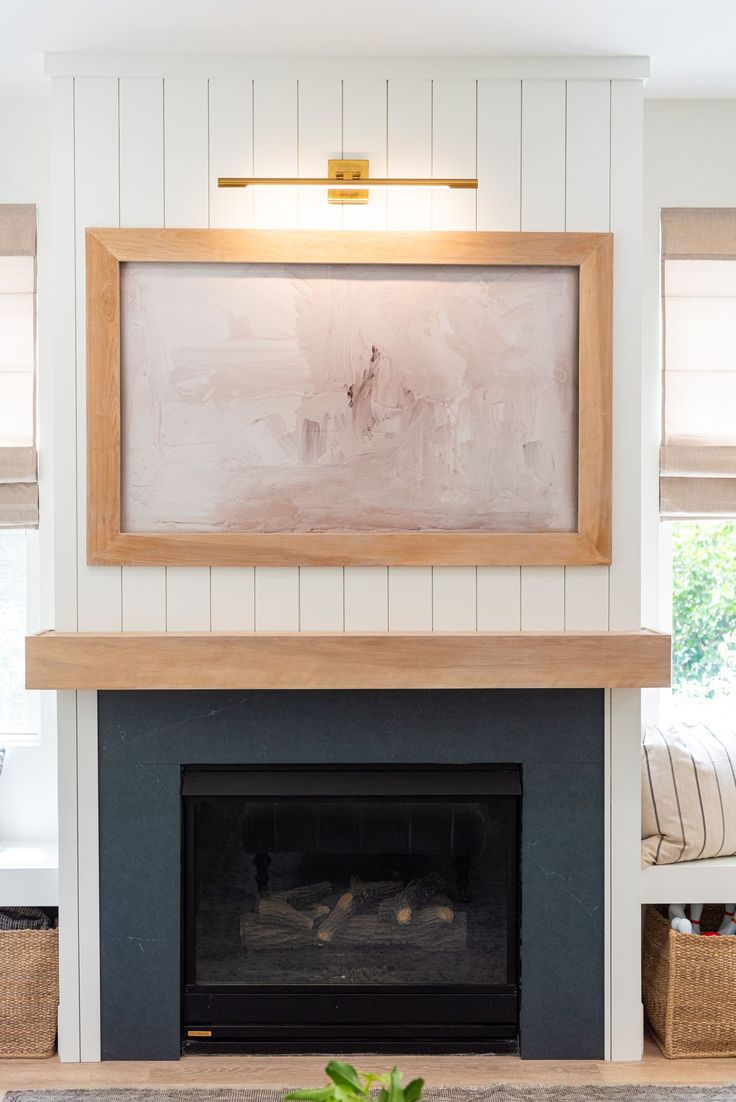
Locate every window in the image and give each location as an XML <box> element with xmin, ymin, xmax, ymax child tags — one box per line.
<box><xmin>672</xmin><ymin>520</ymin><xmax>736</xmax><ymax>704</ymax></box>
<box><xmin>0</xmin><ymin>205</ymin><xmax>38</xmax><ymax>747</ymax></box>
<box><xmin>0</xmin><ymin>529</ymin><xmax>37</xmax><ymax>741</ymax></box>
<box><xmin>661</xmin><ymin>210</ymin><xmax>736</xmax><ymax>711</ymax></box>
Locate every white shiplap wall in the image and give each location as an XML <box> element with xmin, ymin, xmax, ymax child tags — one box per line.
<box><xmin>49</xmin><ymin>61</ymin><xmax>645</xmax><ymax>1062</ymax></box>
<box><xmin>55</xmin><ymin>73</ymin><xmax>638</xmax><ymax>635</ymax></box>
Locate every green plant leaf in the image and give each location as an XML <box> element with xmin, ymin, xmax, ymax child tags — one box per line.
<box><xmin>403</xmin><ymin>1079</ymin><xmax>424</xmax><ymax>1102</ymax></box>
<box><xmin>333</xmin><ymin>1088</ymin><xmax>360</xmax><ymax>1102</ymax></box>
<box><xmin>388</xmin><ymin>1067</ymin><xmax>404</xmax><ymax>1102</ymax></box>
<box><xmin>361</xmin><ymin>1075</ymin><xmax>391</xmax><ymax>1090</ymax></box>
<box><xmin>325</xmin><ymin>1061</ymin><xmax>365</xmax><ymax>1096</ymax></box>
<box><xmin>284</xmin><ymin>1091</ymin><xmax>337</xmax><ymax>1102</ymax></box>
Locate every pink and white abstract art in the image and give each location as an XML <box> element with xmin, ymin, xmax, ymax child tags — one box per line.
<box><xmin>120</xmin><ymin>262</ymin><xmax>579</xmax><ymax>534</ymax></box>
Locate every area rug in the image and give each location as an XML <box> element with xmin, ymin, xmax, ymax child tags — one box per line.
<box><xmin>6</xmin><ymin>1087</ymin><xmax>736</xmax><ymax>1102</ymax></box>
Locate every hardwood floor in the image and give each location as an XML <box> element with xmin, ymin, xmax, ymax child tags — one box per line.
<box><xmin>1</xmin><ymin>1040</ymin><xmax>735</xmax><ymax>1095</ymax></box>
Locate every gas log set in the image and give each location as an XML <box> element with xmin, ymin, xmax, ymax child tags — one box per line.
<box><xmin>239</xmin><ymin>873</ymin><xmax>467</xmax><ymax>953</ymax></box>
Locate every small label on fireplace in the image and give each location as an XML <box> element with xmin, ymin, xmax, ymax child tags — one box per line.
<box><xmin>187</xmin><ymin>1030</ymin><xmax>213</xmax><ymax>1038</ymax></box>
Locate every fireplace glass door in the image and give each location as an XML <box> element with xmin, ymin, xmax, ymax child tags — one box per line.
<box><xmin>182</xmin><ymin>766</ymin><xmax>520</xmax><ymax>1051</ymax></box>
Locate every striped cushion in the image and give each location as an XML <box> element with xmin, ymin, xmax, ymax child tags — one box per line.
<box><xmin>642</xmin><ymin>722</ymin><xmax>736</xmax><ymax>866</ymax></box>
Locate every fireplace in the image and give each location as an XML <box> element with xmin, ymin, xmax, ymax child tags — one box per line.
<box><xmin>182</xmin><ymin>765</ymin><xmax>520</xmax><ymax>1052</ymax></box>
<box><xmin>98</xmin><ymin>688</ymin><xmax>604</xmax><ymax>1060</ymax></box>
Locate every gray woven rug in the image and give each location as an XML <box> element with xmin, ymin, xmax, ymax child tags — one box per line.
<box><xmin>6</xmin><ymin>1088</ymin><xmax>736</xmax><ymax>1101</ymax></box>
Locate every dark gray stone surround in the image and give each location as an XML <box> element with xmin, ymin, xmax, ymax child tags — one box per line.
<box><xmin>97</xmin><ymin>689</ymin><xmax>604</xmax><ymax>1061</ymax></box>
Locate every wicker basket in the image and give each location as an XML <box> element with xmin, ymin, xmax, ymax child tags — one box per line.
<box><xmin>643</xmin><ymin>904</ymin><xmax>736</xmax><ymax>1058</ymax></box>
<box><xmin>0</xmin><ymin>927</ymin><xmax>59</xmax><ymax>1058</ymax></box>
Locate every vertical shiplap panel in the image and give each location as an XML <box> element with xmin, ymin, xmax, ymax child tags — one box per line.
<box><xmin>477</xmin><ymin>566</ymin><xmax>522</xmax><ymax>631</ymax></box>
<box><xmin>163</xmin><ymin>78</ymin><xmax>211</xmax><ymax>629</ymax></box>
<box><xmin>519</xmin><ymin>79</ymin><xmax>567</xmax><ymax>630</ymax></box>
<box><xmin>253</xmin><ymin>79</ymin><xmax>298</xmax><ymax>229</ymax></box>
<box><xmin>300</xmin><ymin>567</ymin><xmax>344</xmax><ymax>631</ymax></box>
<box><xmin>51</xmin><ymin>76</ymin><xmax>77</xmax><ymax>635</ymax></box>
<box><xmin>520</xmin><ymin>80</ymin><xmax>567</xmax><ymax>232</ymax></box>
<box><xmin>609</xmin><ymin>688</ymin><xmax>644</xmax><ymax>1059</ymax></box>
<box><xmin>341</xmin><ymin>79</ymin><xmax>389</xmax><ymax>625</ymax></box>
<box><xmin>431</xmin><ymin>79</ymin><xmax>476</xmax><ymax>230</ymax></box>
<box><xmin>119</xmin><ymin>79</ymin><xmax>164</xmax><ymax>226</ymax></box>
<box><xmin>564</xmin><ymin>565</ymin><xmax>609</xmax><ymax>630</ymax></box>
<box><xmin>477</xmin><ymin>81</ymin><xmax>522</xmax><ymax>233</ymax></box>
<box><xmin>387</xmin><ymin>80</ymin><xmax>432</xmax><ymax>230</ymax></box>
<box><xmin>344</xmin><ymin>567</ymin><xmax>388</xmax><ymax>631</ymax></box>
<box><xmin>603</xmin><ymin>684</ymin><xmax>612</xmax><ymax>1060</ymax></box>
<box><xmin>342</xmin><ymin>79</ymin><xmax>387</xmax><ymax>231</ymax></box>
<box><xmin>209</xmin><ymin>79</ymin><xmax>256</xmax><ymax>630</ymax></box>
<box><xmin>297</xmin><ymin>78</ymin><xmax>342</xmax><ymax>229</ymax></box>
<box><xmin>565</xmin><ymin>81</ymin><xmax>611</xmax><ymax>231</ymax></box>
<box><xmin>610</xmin><ymin>80</ymin><xmax>644</xmax><ymax>634</ymax></box>
<box><xmin>51</xmin><ymin>76</ymin><xmax>79</xmax><ymax>1063</ymax></box>
<box><xmin>295</xmin><ymin>79</ymin><xmax>345</xmax><ymax>628</ymax></box>
<box><xmin>255</xmin><ymin>566</ymin><xmax>300</xmax><ymax>631</ymax></box>
<box><xmin>75</xmin><ymin>77</ymin><xmax>121</xmax><ymax>631</ymax></box>
<box><xmin>76</xmin><ymin>690</ymin><xmax>100</xmax><ymax>1060</ymax></box>
<box><xmin>431</xmin><ymin>79</ymin><xmax>478</xmax><ymax>629</ymax></box>
<box><xmin>122</xmin><ymin>567</ymin><xmax>167</xmax><ymax>632</ymax></box>
<box><xmin>56</xmin><ymin>690</ymin><xmax>80</xmax><ymax>1061</ymax></box>
<box><xmin>565</xmin><ymin>80</ymin><xmax>611</xmax><ymax>630</ymax></box>
<box><xmin>432</xmin><ymin>567</ymin><xmax>476</xmax><ymax>631</ymax></box>
<box><xmin>610</xmin><ymin>79</ymin><xmax>645</xmax><ymax>1062</ymax></box>
<box><xmin>477</xmin><ymin>81</ymin><xmax>523</xmax><ymax>629</ymax></box>
<box><xmin>119</xmin><ymin>78</ymin><xmax>167</xmax><ymax>631</ymax></box>
<box><xmin>210</xmin><ymin>567</ymin><xmax>255</xmax><ymax>631</ymax></box>
<box><xmin>166</xmin><ymin>567</ymin><xmax>211</xmax><ymax>631</ymax></box>
<box><xmin>163</xmin><ymin>78</ymin><xmax>209</xmax><ymax>227</ymax></box>
<box><xmin>388</xmin><ymin>566</ymin><xmax>432</xmax><ymax>631</ymax></box>
<box><xmin>520</xmin><ymin>565</ymin><xmax>565</xmax><ymax>630</ymax></box>
<box><xmin>209</xmin><ymin>78</ymin><xmax>253</xmax><ymax>230</ymax></box>
<box><xmin>252</xmin><ymin>79</ymin><xmax>300</xmax><ymax>627</ymax></box>
<box><xmin>386</xmin><ymin>79</ymin><xmax>433</xmax><ymax>630</ymax></box>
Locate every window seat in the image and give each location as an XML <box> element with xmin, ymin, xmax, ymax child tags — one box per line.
<box><xmin>641</xmin><ymin>855</ymin><xmax>736</xmax><ymax>904</ymax></box>
<box><xmin>0</xmin><ymin>840</ymin><xmax>58</xmax><ymax>906</ymax></box>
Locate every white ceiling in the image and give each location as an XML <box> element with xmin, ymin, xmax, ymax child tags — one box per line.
<box><xmin>1</xmin><ymin>0</ymin><xmax>735</xmax><ymax>98</ymax></box>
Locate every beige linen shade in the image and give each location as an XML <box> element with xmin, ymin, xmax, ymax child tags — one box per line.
<box><xmin>661</xmin><ymin>208</ymin><xmax>736</xmax><ymax>518</ymax></box>
<box><xmin>0</xmin><ymin>205</ymin><xmax>37</xmax><ymax>528</ymax></box>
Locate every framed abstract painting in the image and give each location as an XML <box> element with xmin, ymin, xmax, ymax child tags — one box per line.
<box><xmin>86</xmin><ymin>229</ymin><xmax>612</xmax><ymax>566</ymax></box>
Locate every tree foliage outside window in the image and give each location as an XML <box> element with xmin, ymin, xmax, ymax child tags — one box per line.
<box><xmin>672</xmin><ymin>520</ymin><xmax>736</xmax><ymax>699</ymax></box>
<box><xmin>0</xmin><ymin>529</ymin><xmax>29</xmax><ymax>730</ymax></box>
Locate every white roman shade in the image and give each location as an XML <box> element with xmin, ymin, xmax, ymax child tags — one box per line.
<box><xmin>661</xmin><ymin>208</ymin><xmax>736</xmax><ymax>518</ymax></box>
<box><xmin>0</xmin><ymin>204</ymin><xmax>37</xmax><ymax>528</ymax></box>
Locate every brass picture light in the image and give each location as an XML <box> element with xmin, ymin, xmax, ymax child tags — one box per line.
<box><xmin>218</xmin><ymin>159</ymin><xmax>478</xmax><ymax>205</ymax></box>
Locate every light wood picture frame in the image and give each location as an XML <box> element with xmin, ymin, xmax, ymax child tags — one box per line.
<box><xmin>86</xmin><ymin>228</ymin><xmax>612</xmax><ymax>567</ymax></box>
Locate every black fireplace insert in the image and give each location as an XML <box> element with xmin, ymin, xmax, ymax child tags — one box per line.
<box><xmin>182</xmin><ymin>764</ymin><xmax>520</xmax><ymax>1052</ymax></box>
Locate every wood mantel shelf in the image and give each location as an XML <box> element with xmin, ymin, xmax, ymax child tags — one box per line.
<box><xmin>26</xmin><ymin>629</ymin><xmax>670</xmax><ymax>691</ymax></box>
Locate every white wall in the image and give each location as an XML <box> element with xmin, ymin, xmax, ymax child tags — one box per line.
<box><xmin>0</xmin><ymin>92</ymin><xmax>57</xmax><ymax>843</ymax></box>
<box><xmin>51</xmin><ymin>71</ymin><xmax>643</xmax><ymax>637</ymax></box>
<box><xmin>46</xmin><ymin>57</ymin><xmax>645</xmax><ymax>1061</ymax></box>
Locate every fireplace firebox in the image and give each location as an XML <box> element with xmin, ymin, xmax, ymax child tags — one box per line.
<box><xmin>182</xmin><ymin>765</ymin><xmax>520</xmax><ymax>1052</ymax></box>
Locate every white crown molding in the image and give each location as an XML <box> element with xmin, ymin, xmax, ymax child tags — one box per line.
<box><xmin>43</xmin><ymin>53</ymin><xmax>650</xmax><ymax>81</ymax></box>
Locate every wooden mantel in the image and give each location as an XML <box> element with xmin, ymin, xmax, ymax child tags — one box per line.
<box><xmin>26</xmin><ymin>629</ymin><xmax>670</xmax><ymax>690</ymax></box>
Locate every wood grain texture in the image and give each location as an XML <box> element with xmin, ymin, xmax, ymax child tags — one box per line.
<box><xmin>26</xmin><ymin>628</ymin><xmax>671</xmax><ymax>690</ymax></box>
<box><xmin>89</xmin><ymin>226</ymin><xmax>606</xmax><ymax>265</ymax></box>
<box><xmin>88</xmin><ymin>530</ymin><xmax>609</xmax><ymax>567</ymax></box>
<box><xmin>85</xmin><ymin>231</ymin><xmax>121</xmax><ymax>564</ymax></box>
<box><xmin>0</xmin><ymin>1036</ymin><xmax>733</xmax><ymax>1093</ymax></box>
<box><xmin>578</xmin><ymin>234</ymin><xmax>613</xmax><ymax>562</ymax></box>
<box><xmin>85</xmin><ymin>228</ymin><xmax>613</xmax><ymax>568</ymax></box>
